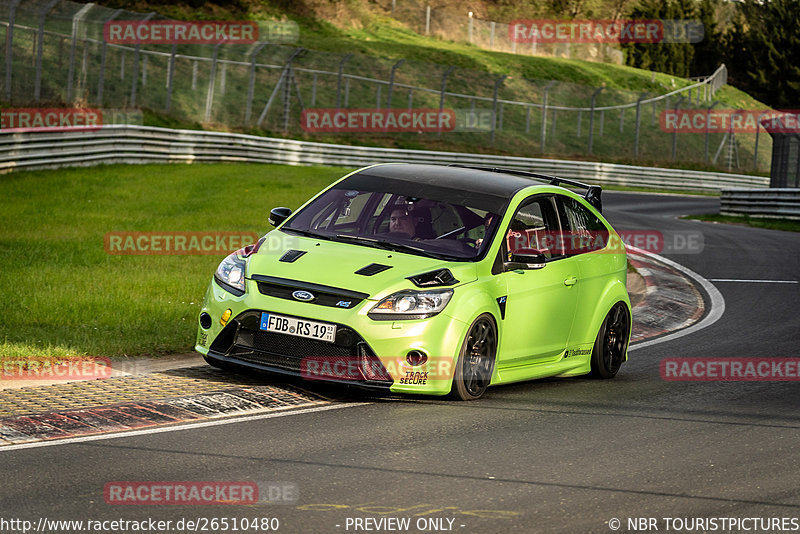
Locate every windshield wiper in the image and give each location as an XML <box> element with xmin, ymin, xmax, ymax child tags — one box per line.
<box><xmin>335</xmin><ymin>234</ymin><xmax>459</xmax><ymax>260</ymax></box>
<box><xmin>334</xmin><ymin>234</ymin><xmax>394</xmax><ymax>250</ymax></box>
<box><xmin>281</xmin><ymin>228</ymin><xmax>332</xmax><ymax>241</ymax></box>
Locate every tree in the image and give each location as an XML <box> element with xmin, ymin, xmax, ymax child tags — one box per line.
<box><xmin>723</xmin><ymin>0</ymin><xmax>800</xmax><ymax>108</ymax></box>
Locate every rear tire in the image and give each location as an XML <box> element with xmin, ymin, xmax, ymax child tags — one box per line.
<box><xmin>590</xmin><ymin>303</ymin><xmax>630</xmax><ymax>379</ymax></box>
<box><xmin>449</xmin><ymin>314</ymin><xmax>497</xmax><ymax>400</ymax></box>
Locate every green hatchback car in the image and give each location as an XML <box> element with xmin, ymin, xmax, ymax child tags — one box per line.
<box><xmin>196</xmin><ymin>163</ymin><xmax>631</xmax><ymax>400</ymax></box>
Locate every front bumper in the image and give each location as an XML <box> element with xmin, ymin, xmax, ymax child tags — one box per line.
<box><xmin>196</xmin><ymin>278</ymin><xmax>467</xmax><ymax>395</ymax></box>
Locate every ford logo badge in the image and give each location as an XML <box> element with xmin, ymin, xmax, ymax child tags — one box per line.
<box><xmin>292</xmin><ymin>290</ymin><xmax>315</xmax><ymax>302</ymax></box>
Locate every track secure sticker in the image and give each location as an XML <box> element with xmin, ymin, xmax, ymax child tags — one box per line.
<box><xmin>399</xmin><ymin>371</ymin><xmax>428</xmax><ymax>385</ymax></box>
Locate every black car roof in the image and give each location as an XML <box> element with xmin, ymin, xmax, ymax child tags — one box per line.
<box><xmin>352</xmin><ymin>163</ymin><xmax>539</xmax><ymax>198</ymax></box>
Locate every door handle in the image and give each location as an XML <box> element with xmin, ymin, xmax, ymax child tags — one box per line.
<box><xmin>564</xmin><ymin>276</ymin><xmax>578</xmax><ymax>286</ymax></box>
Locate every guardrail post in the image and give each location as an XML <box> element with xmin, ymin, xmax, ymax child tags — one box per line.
<box><xmin>386</xmin><ymin>58</ymin><xmax>405</xmax><ymax>110</ymax></box>
<box><xmin>129</xmin><ymin>12</ymin><xmax>155</xmax><ymax>108</ymax></box>
<box><xmin>244</xmin><ymin>42</ymin><xmax>268</xmax><ymax>124</ymax></box>
<box><xmin>490</xmin><ymin>74</ymin><xmax>507</xmax><ymax>145</ymax></box>
<box><xmin>672</xmin><ymin>96</ymin><xmax>686</xmax><ymax>161</ymax></box>
<box><xmin>704</xmin><ymin>100</ymin><xmax>719</xmax><ymax>162</ymax></box>
<box><xmin>437</xmin><ymin>65</ymin><xmax>455</xmax><ymax>137</ymax></box>
<box><xmin>34</xmin><ymin>0</ymin><xmax>60</xmax><ymax>102</ymax></box>
<box><xmin>634</xmin><ymin>93</ymin><xmax>647</xmax><ymax>159</ymax></box>
<box><xmin>335</xmin><ymin>53</ymin><xmax>353</xmax><ymax>109</ymax></box>
<box><xmin>587</xmin><ymin>86</ymin><xmax>604</xmax><ymax>155</ymax></box>
<box><xmin>540</xmin><ymin>80</ymin><xmax>555</xmax><ymax>152</ymax></box>
<box><xmin>97</xmin><ymin>8</ymin><xmax>123</xmax><ymax>106</ymax></box>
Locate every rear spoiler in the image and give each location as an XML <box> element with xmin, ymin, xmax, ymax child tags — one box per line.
<box><xmin>448</xmin><ymin>164</ymin><xmax>603</xmax><ymax>213</ymax></box>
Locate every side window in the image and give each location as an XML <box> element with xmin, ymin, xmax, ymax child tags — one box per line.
<box><xmin>505</xmin><ymin>196</ymin><xmax>562</xmax><ymax>260</ymax></box>
<box><xmin>560</xmin><ymin>196</ymin><xmax>608</xmax><ymax>254</ymax></box>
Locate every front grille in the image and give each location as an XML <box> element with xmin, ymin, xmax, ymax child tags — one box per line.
<box><xmin>252</xmin><ymin>275</ymin><xmax>369</xmax><ymax>310</ymax></box>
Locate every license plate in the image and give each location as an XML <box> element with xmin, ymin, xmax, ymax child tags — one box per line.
<box><xmin>260</xmin><ymin>312</ymin><xmax>336</xmax><ymax>343</ymax></box>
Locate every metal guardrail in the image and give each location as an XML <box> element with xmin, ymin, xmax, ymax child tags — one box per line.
<box><xmin>721</xmin><ymin>189</ymin><xmax>800</xmax><ymax>219</ymax></box>
<box><xmin>0</xmin><ymin>125</ymin><xmax>768</xmax><ymax>192</ymax></box>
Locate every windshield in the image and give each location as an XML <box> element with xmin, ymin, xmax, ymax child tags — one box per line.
<box><xmin>282</xmin><ymin>176</ymin><xmax>507</xmax><ymax>260</ymax></box>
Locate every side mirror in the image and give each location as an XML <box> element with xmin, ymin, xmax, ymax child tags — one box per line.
<box><xmin>504</xmin><ymin>249</ymin><xmax>546</xmax><ymax>271</ymax></box>
<box><xmin>269</xmin><ymin>207</ymin><xmax>292</xmax><ymax>227</ymax></box>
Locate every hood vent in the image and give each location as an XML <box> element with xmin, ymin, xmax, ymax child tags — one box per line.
<box><xmin>279</xmin><ymin>250</ymin><xmax>307</xmax><ymax>263</ymax></box>
<box><xmin>355</xmin><ymin>263</ymin><xmax>393</xmax><ymax>276</ymax></box>
<box><xmin>407</xmin><ymin>269</ymin><xmax>460</xmax><ymax>288</ymax></box>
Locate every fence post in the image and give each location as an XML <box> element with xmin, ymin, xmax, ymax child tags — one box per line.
<box><xmin>4</xmin><ymin>0</ymin><xmax>23</xmax><ymax>102</ymax></box>
<box><xmin>408</xmin><ymin>89</ymin><xmax>413</xmax><ymax>110</ymax></box>
<box><xmin>282</xmin><ymin>48</ymin><xmax>305</xmax><ymax>132</ymax></box>
<box><xmin>704</xmin><ymin>100</ymin><xmax>719</xmax><ymax>162</ymax></box>
<box><xmin>311</xmin><ymin>73</ymin><xmax>317</xmax><ymax>106</ymax></box>
<box><xmin>491</xmin><ymin>75</ymin><xmax>507</xmax><ymax>145</ymax></box>
<box><xmin>375</xmin><ymin>84</ymin><xmax>381</xmax><ymax>109</ymax></box>
<box><xmin>618</xmin><ymin>108</ymin><xmax>624</xmax><ymax>133</ymax></box>
<box><xmin>541</xmin><ymin>80</ymin><xmax>555</xmax><ymax>152</ymax></box>
<box><xmin>438</xmin><ymin>65</ymin><xmax>455</xmax><ymax>137</ymax></box>
<box><xmin>489</xmin><ymin>21</ymin><xmax>495</xmax><ymax>48</ymax></box>
<box><xmin>426</xmin><ymin>5</ymin><xmax>431</xmax><ymax>35</ymax></box>
<box><xmin>244</xmin><ymin>42</ymin><xmax>269</xmax><ymax>124</ymax></box>
<box><xmin>98</xmin><ymin>8</ymin><xmax>123</xmax><ymax>106</ymax></box>
<box><xmin>598</xmin><ymin>110</ymin><xmax>604</xmax><ymax>137</ymax></box>
<box><xmin>256</xmin><ymin>47</ymin><xmax>304</xmax><ymax>128</ymax></box>
<box><xmin>336</xmin><ymin>53</ymin><xmax>353</xmax><ymax>109</ymax></box>
<box><xmin>164</xmin><ymin>43</ymin><xmax>177</xmax><ymax>111</ymax></box>
<box><xmin>468</xmin><ymin>12</ymin><xmax>473</xmax><ymax>43</ymax></box>
<box><xmin>753</xmin><ymin>111</ymin><xmax>768</xmax><ymax>170</ymax></box>
<box><xmin>672</xmin><ymin>96</ymin><xmax>686</xmax><ymax>161</ymax></box>
<box><xmin>34</xmin><ymin>0</ymin><xmax>60</xmax><ymax>102</ymax></box>
<box><xmin>587</xmin><ymin>87</ymin><xmax>604</xmax><ymax>155</ymax></box>
<box><xmin>204</xmin><ymin>41</ymin><xmax>225</xmax><ymax>123</ymax></box>
<box><xmin>66</xmin><ymin>3</ymin><xmax>95</xmax><ymax>103</ymax></box>
<box><xmin>634</xmin><ymin>93</ymin><xmax>647</xmax><ymax>159</ymax></box>
<box><xmin>129</xmin><ymin>12</ymin><xmax>155</xmax><ymax>108</ymax></box>
<box><xmin>386</xmin><ymin>58</ymin><xmax>405</xmax><ymax>110</ymax></box>
<box><xmin>577</xmin><ymin>110</ymin><xmax>582</xmax><ymax>137</ymax></box>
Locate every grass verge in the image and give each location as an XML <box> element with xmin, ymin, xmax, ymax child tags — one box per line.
<box><xmin>0</xmin><ymin>163</ymin><xmax>349</xmax><ymax>359</ymax></box>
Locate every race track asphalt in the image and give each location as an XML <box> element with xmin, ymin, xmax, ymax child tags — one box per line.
<box><xmin>1</xmin><ymin>192</ymin><xmax>799</xmax><ymax>534</ymax></box>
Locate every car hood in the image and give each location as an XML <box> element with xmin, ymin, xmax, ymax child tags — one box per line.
<box><xmin>246</xmin><ymin>231</ymin><xmax>478</xmax><ymax>300</ymax></box>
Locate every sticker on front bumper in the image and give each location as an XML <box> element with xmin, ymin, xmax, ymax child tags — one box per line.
<box><xmin>260</xmin><ymin>312</ymin><xmax>336</xmax><ymax>343</ymax></box>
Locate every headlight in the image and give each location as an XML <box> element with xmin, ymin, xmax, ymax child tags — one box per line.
<box><xmin>214</xmin><ymin>252</ymin><xmax>247</xmax><ymax>295</ymax></box>
<box><xmin>368</xmin><ymin>289</ymin><xmax>453</xmax><ymax>320</ymax></box>
<box><xmin>213</xmin><ymin>238</ymin><xmax>264</xmax><ymax>295</ymax></box>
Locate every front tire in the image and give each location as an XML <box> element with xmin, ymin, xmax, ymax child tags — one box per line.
<box><xmin>590</xmin><ymin>303</ymin><xmax>630</xmax><ymax>379</ymax></box>
<box><xmin>449</xmin><ymin>314</ymin><xmax>497</xmax><ymax>400</ymax></box>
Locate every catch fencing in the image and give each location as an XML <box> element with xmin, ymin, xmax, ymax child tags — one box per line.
<box><xmin>0</xmin><ymin>0</ymin><xmax>771</xmax><ymax>172</ymax></box>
